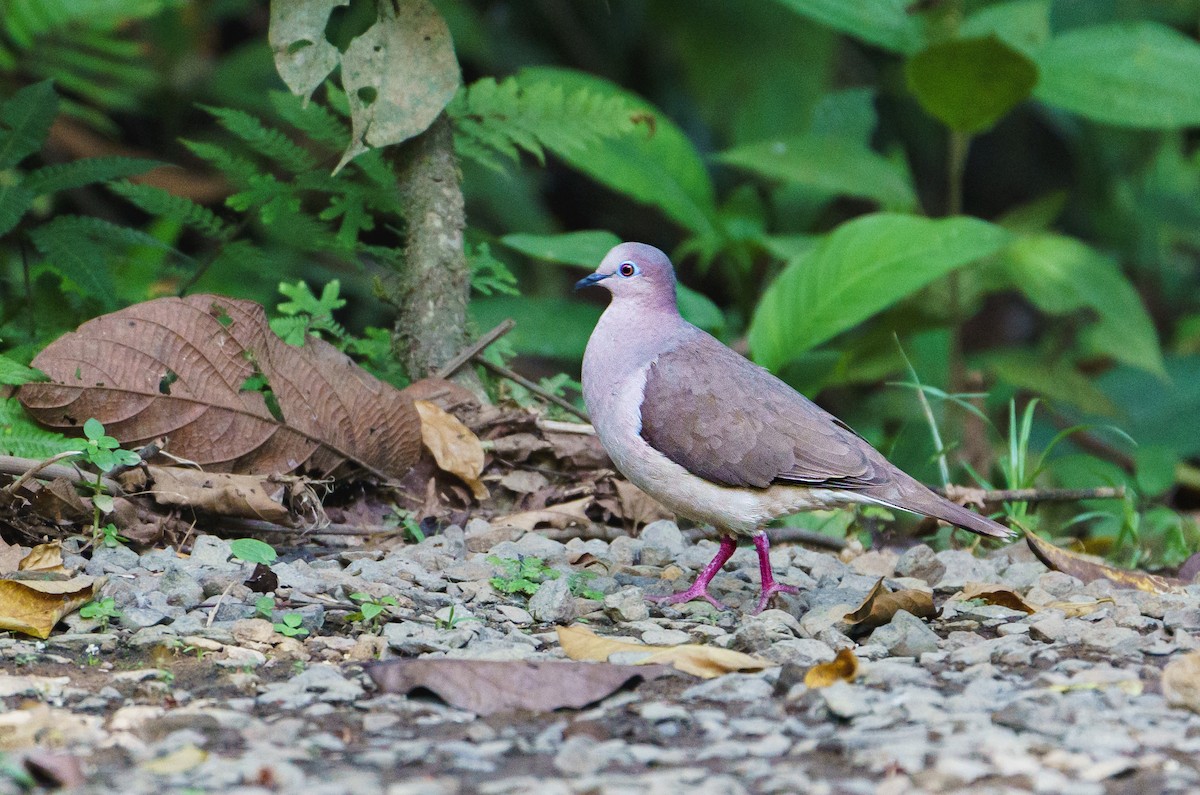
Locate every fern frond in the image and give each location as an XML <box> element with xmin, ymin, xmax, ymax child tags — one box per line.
<box><xmin>200</xmin><ymin>105</ymin><xmax>317</xmax><ymax>174</ymax></box>
<box><xmin>269</xmin><ymin>91</ymin><xmax>347</xmax><ymax>151</ymax></box>
<box><xmin>23</xmin><ymin>156</ymin><xmax>161</xmax><ymax>195</ymax></box>
<box><xmin>0</xmin><ymin>80</ymin><xmax>58</xmax><ymax>169</ymax></box>
<box><xmin>28</xmin><ymin>217</ymin><xmax>118</xmax><ymax>305</ymax></box>
<box><xmin>38</xmin><ymin>215</ymin><xmax>188</xmax><ymax>260</ymax></box>
<box><xmin>181</xmin><ymin>139</ymin><xmax>262</xmax><ymax>188</ymax></box>
<box><xmin>0</xmin><ymin>397</ymin><xmax>79</xmax><ymax>458</ymax></box>
<box><xmin>448</xmin><ymin>77</ymin><xmax>637</xmax><ymax>169</ymax></box>
<box><xmin>108</xmin><ymin>181</ymin><xmax>230</xmax><ymax>239</ymax></box>
<box><xmin>0</xmin><ymin>353</ymin><xmax>46</xmax><ymax>386</ymax></box>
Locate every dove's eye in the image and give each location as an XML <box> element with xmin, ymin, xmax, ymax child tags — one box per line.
<box><xmin>618</xmin><ymin>261</ymin><xmax>638</xmax><ymax>277</ymax></box>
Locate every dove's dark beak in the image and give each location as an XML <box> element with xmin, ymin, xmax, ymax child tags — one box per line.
<box><xmin>574</xmin><ymin>272</ymin><xmax>610</xmax><ymax>291</ymax></box>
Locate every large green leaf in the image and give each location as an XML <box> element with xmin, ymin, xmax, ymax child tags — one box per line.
<box><xmin>471</xmin><ymin>296</ymin><xmax>600</xmax><ymax>360</ymax></box>
<box><xmin>501</xmin><ymin>230</ymin><xmax>620</xmax><ymax>268</ymax></box>
<box><xmin>715</xmin><ymin>135</ymin><xmax>916</xmax><ymax>210</ymax></box>
<box><xmin>1093</xmin><ymin>356</ymin><xmax>1200</xmax><ymax>457</ymax></box>
<box><xmin>1033</xmin><ymin>22</ymin><xmax>1200</xmax><ymax>128</ymax></box>
<box><xmin>515</xmin><ymin>68</ymin><xmax>718</xmax><ymax>237</ymax></box>
<box><xmin>960</xmin><ymin>0</ymin><xmax>1051</xmax><ymax>57</ymax></box>
<box><xmin>0</xmin><ymin>184</ymin><xmax>31</xmax><ymax>238</ymax></box>
<box><xmin>1001</xmin><ymin>233</ymin><xmax>1164</xmax><ymax>376</ymax></box>
<box><xmin>905</xmin><ymin>36</ymin><xmax>1038</xmax><ymax>134</ymax></box>
<box><xmin>978</xmin><ymin>349</ymin><xmax>1117</xmax><ymax>416</ymax></box>
<box><xmin>0</xmin><ymin>80</ymin><xmax>57</xmax><ymax>169</ymax></box>
<box><xmin>769</xmin><ymin>0</ymin><xmax>922</xmax><ymax>53</ymax></box>
<box><xmin>748</xmin><ymin>214</ymin><xmax>1011</xmax><ymax>371</ymax></box>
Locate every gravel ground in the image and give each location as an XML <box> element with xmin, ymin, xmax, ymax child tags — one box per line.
<box><xmin>3</xmin><ymin>519</ymin><xmax>1200</xmax><ymax>794</ymax></box>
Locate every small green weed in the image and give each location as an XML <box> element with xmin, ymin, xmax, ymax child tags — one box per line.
<box><xmin>77</xmin><ymin>418</ymin><xmax>140</xmax><ymax>548</ymax></box>
<box><xmin>487</xmin><ymin>556</ymin><xmax>603</xmax><ymax>599</ymax></box>
<box><xmin>230</xmin><ymin>538</ymin><xmax>278</xmax><ymax>565</ymax></box>
<box><xmin>79</xmin><ymin>597</ymin><xmax>121</xmax><ymax>630</ymax></box>
<box><xmin>255</xmin><ymin>595</ymin><xmax>276</xmax><ymax>619</ymax></box>
<box><xmin>348</xmin><ymin>592</ymin><xmax>398</xmax><ymax>630</ymax></box>
<box><xmin>273</xmin><ymin>613</ymin><xmax>308</xmax><ymax>637</ymax></box>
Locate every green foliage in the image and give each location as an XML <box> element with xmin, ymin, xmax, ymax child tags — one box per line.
<box><xmin>0</xmin><ymin>397</ymin><xmax>75</xmax><ymax>458</ymax></box>
<box><xmin>770</xmin><ymin>0</ymin><xmax>922</xmax><ymax>54</ymax></box>
<box><xmin>79</xmin><ymin>596</ymin><xmax>121</xmax><ymax>630</ymax></box>
<box><xmin>81</xmin><ymin>418</ymin><xmax>139</xmax><ymax>473</ymax></box>
<box><xmin>94</xmin><ymin>523</ymin><xmax>128</xmax><ymax>549</ymax></box>
<box><xmin>487</xmin><ymin>555</ymin><xmax>559</xmax><ymax>597</ymax></box>
<box><xmin>905</xmin><ymin>36</ymin><xmax>1038</xmax><ymax>134</ymax></box>
<box><xmin>449</xmin><ymin>76</ymin><xmax>640</xmax><ymax>172</ymax></box>
<box><xmin>230</xmin><ymin>538</ymin><xmax>278</xmax><ymax>566</ymax></box>
<box><xmin>273</xmin><ymin>613</ymin><xmax>309</xmax><ymax>638</ymax></box>
<box><xmin>347</xmin><ymin>592</ymin><xmax>398</xmax><ymax>630</ymax></box>
<box><xmin>255</xmin><ymin>596</ymin><xmax>276</xmax><ymax>620</ymax></box>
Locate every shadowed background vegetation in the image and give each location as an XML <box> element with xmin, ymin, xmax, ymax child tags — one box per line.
<box><xmin>0</xmin><ymin>0</ymin><xmax>1198</xmax><ymax>568</ymax></box>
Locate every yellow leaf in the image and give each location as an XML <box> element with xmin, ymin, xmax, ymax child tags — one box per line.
<box><xmin>0</xmin><ymin>575</ymin><xmax>103</xmax><ymax>639</ymax></box>
<box><xmin>1163</xmin><ymin>651</ymin><xmax>1200</xmax><ymax>714</ymax></box>
<box><xmin>414</xmin><ymin>400</ymin><xmax>488</xmax><ymax>500</ymax></box>
<box><xmin>18</xmin><ymin>542</ymin><xmax>66</xmax><ymax>574</ymax></box>
<box><xmin>141</xmin><ymin>744</ymin><xmax>208</xmax><ymax>774</ymax></box>
<box><xmin>1026</xmin><ymin>533</ymin><xmax>1185</xmax><ymax>594</ymax></box>
<box><xmin>804</xmin><ymin>648</ymin><xmax>859</xmax><ymax>689</ymax></box>
<box><xmin>557</xmin><ymin>625</ymin><xmax>772</xmax><ymax>679</ymax></box>
<box><xmin>1044</xmin><ymin>596</ymin><xmax>1115</xmax><ymax>618</ymax></box>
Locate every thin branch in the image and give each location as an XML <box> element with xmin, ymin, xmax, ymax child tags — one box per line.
<box><xmin>937</xmin><ymin>484</ymin><xmax>1126</xmax><ymax>504</ymax></box>
<box><xmin>0</xmin><ymin>454</ymin><xmax>122</xmax><ymax>495</ymax></box>
<box><xmin>434</xmin><ymin>319</ymin><xmax>515</xmax><ymax>379</ymax></box>
<box><xmin>474</xmin><ymin>356</ymin><xmax>589</xmax><ymax>422</ymax></box>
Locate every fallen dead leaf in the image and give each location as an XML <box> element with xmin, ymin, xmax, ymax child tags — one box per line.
<box><xmin>141</xmin><ymin>744</ymin><xmax>208</xmax><ymax>774</ymax></box>
<box><xmin>19</xmin><ymin>295</ymin><xmax>422</xmax><ymax>480</ymax></box>
<box><xmin>140</xmin><ymin>467</ymin><xmax>293</xmax><ymax>523</ymax></box>
<box><xmin>415</xmin><ymin>399</ymin><xmax>488</xmax><ymax>500</ymax></box>
<box><xmin>1027</xmin><ymin>533</ymin><xmax>1186</xmax><ymax>594</ymax></box>
<box><xmin>493</xmin><ymin>497</ymin><xmax>592</xmax><ymax>533</ymax></box>
<box><xmin>843</xmin><ymin>578</ymin><xmax>935</xmax><ymax>632</ymax></box>
<box><xmin>0</xmin><ymin>575</ymin><xmax>103</xmax><ymax>639</ymax></box>
<box><xmin>0</xmin><ymin>539</ymin><xmax>28</xmax><ymax>573</ymax></box>
<box><xmin>557</xmin><ymin>624</ymin><xmax>772</xmax><ymax>679</ymax></box>
<box><xmin>1044</xmin><ymin>596</ymin><xmax>1116</xmax><ymax>618</ymax></box>
<box><xmin>18</xmin><ymin>542</ymin><xmax>67</xmax><ymax>574</ymax></box>
<box><xmin>364</xmin><ymin>658</ymin><xmax>670</xmax><ymax>716</ymax></box>
<box><xmin>1163</xmin><ymin>651</ymin><xmax>1200</xmax><ymax>713</ymax></box>
<box><xmin>804</xmin><ymin>648</ymin><xmax>859</xmax><ymax>689</ymax></box>
<box><xmin>952</xmin><ymin>582</ymin><xmax>1038</xmax><ymax>614</ymax></box>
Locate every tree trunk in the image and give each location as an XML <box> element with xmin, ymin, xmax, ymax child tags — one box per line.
<box><xmin>390</xmin><ymin>112</ymin><xmax>483</xmax><ymax>395</ymax></box>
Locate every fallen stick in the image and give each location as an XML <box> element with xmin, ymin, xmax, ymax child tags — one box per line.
<box><xmin>434</xmin><ymin>319</ymin><xmax>515</xmax><ymax>379</ymax></box>
<box><xmin>937</xmin><ymin>485</ymin><xmax>1126</xmax><ymax>503</ymax></box>
<box><xmin>474</xmin><ymin>356</ymin><xmax>590</xmax><ymax>422</ymax></box>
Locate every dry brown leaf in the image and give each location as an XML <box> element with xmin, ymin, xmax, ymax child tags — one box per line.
<box><xmin>494</xmin><ymin>497</ymin><xmax>592</xmax><ymax>533</ymax></box>
<box><xmin>557</xmin><ymin>624</ymin><xmax>772</xmax><ymax>679</ymax></box>
<box><xmin>0</xmin><ymin>540</ymin><xmax>28</xmax><ymax>574</ymax></box>
<box><xmin>142</xmin><ymin>467</ymin><xmax>292</xmax><ymax>523</ymax></box>
<box><xmin>19</xmin><ymin>295</ymin><xmax>421</xmax><ymax>480</ymax></box>
<box><xmin>364</xmin><ymin>658</ymin><xmax>670</xmax><ymax>716</ymax></box>
<box><xmin>1163</xmin><ymin>651</ymin><xmax>1200</xmax><ymax>713</ymax></box>
<box><xmin>0</xmin><ymin>575</ymin><xmax>103</xmax><ymax>639</ymax></box>
<box><xmin>843</xmin><ymin>578</ymin><xmax>935</xmax><ymax>632</ymax></box>
<box><xmin>954</xmin><ymin>582</ymin><xmax>1038</xmax><ymax>614</ymax></box>
<box><xmin>611</xmin><ymin>479</ymin><xmax>673</xmax><ymax>527</ymax></box>
<box><xmin>1044</xmin><ymin>596</ymin><xmax>1116</xmax><ymax>618</ymax></box>
<box><xmin>414</xmin><ymin>400</ymin><xmax>488</xmax><ymax>500</ymax></box>
<box><xmin>804</xmin><ymin>648</ymin><xmax>859</xmax><ymax>688</ymax></box>
<box><xmin>1027</xmin><ymin>533</ymin><xmax>1186</xmax><ymax>594</ymax></box>
<box><xmin>18</xmin><ymin>542</ymin><xmax>67</xmax><ymax>574</ymax></box>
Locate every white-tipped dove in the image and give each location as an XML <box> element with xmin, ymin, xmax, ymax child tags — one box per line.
<box><xmin>576</xmin><ymin>242</ymin><xmax>1014</xmax><ymax>614</ymax></box>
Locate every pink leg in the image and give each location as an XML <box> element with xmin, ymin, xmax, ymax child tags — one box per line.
<box><xmin>647</xmin><ymin>535</ymin><xmax>737</xmax><ymax>611</ymax></box>
<box><xmin>752</xmin><ymin>533</ymin><xmax>799</xmax><ymax>614</ymax></box>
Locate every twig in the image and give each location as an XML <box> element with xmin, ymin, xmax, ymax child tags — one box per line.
<box><xmin>434</xmin><ymin>319</ymin><xmax>515</xmax><ymax>379</ymax></box>
<box><xmin>537</xmin><ymin>419</ymin><xmax>595</xmax><ymax>435</ymax></box>
<box><xmin>216</xmin><ymin>517</ymin><xmax>403</xmax><ymax>537</ymax></box>
<box><xmin>937</xmin><ymin>485</ymin><xmax>1126</xmax><ymax>504</ymax></box>
<box><xmin>3</xmin><ymin>450</ymin><xmax>84</xmax><ymax>494</ymax></box>
<box><xmin>206</xmin><ymin>579</ymin><xmax>238</xmax><ymax>628</ymax></box>
<box><xmin>0</xmin><ymin>454</ymin><xmax>122</xmax><ymax>495</ymax></box>
<box><xmin>474</xmin><ymin>356</ymin><xmax>589</xmax><ymax>422</ymax></box>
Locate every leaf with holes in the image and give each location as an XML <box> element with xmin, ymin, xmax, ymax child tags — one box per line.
<box><xmin>17</xmin><ymin>295</ymin><xmax>422</xmax><ymax>480</ymax></box>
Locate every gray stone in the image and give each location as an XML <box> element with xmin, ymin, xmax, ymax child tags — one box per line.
<box><xmin>640</xmin><ymin>520</ymin><xmax>684</xmax><ymax>552</ymax></box>
<box><xmin>189</xmin><ymin>535</ymin><xmax>235</xmax><ymax>568</ymax></box>
<box><xmin>677</xmin><ymin>539</ymin><xmax>725</xmax><ymax>571</ymax></box>
<box><xmin>869</xmin><ymin>610</ymin><xmax>940</xmax><ymax>657</ymax></box>
<box><xmin>604</xmin><ymin>586</ymin><xmax>650</xmax><ymax>622</ymax></box>
<box><xmin>682</xmin><ymin>673</ymin><xmax>774</xmax><ymax>703</ymax></box>
<box><xmin>820</xmin><ymin>680</ymin><xmax>870</xmax><ymax>719</ymax></box>
<box><xmin>895</xmin><ymin>544</ymin><xmax>945</xmax><ymax>584</ymax></box>
<box><xmin>932</xmin><ymin>550</ymin><xmax>991</xmax><ymax>591</ymax></box>
<box><xmin>85</xmin><ymin>543</ymin><xmax>140</xmax><ymax>575</ymax></box>
<box><xmin>1037</xmin><ymin>570</ymin><xmax>1086</xmax><ymax>598</ymax></box>
<box><xmin>730</xmin><ymin>609</ymin><xmax>801</xmax><ymax>653</ymax></box>
<box><xmin>607</xmin><ymin>535</ymin><xmax>642</xmax><ymax>566</ymax></box>
<box><xmin>527</xmin><ymin>576</ymin><xmax>575</xmax><ymax>623</ymax></box>
<box><xmin>999</xmin><ymin>560</ymin><xmax>1049</xmax><ymax>589</ymax></box>
<box><xmin>1164</xmin><ymin>608</ymin><xmax>1200</xmax><ymax>632</ymax></box>
<box><xmin>762</xmin><ymin>638</ymin><xmax>836</xmax><ymax>667</ymax></box>
<box><xmin>159</xmin><ymin>566</ymin><xmax>205</xmax><ymax>608</ymax></box>
<box><xmin>489</xmin><ymin>533</ymin><xmax>568</xmax><ymax>563</ymax></box>
<box><xmin>258</xmin><ymin>664</ymin><xmax>363</xmax><ymax>708</ymax></box>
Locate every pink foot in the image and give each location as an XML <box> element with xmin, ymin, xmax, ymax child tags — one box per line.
<box><xmin>646</xmin><ymin>535</ymin><xmax>736</xmax><ymax>612</ymax></box>
<box><xmin>751</xmin><ymin>533</ymin><xmax>800</xmax><ymax>615</ymax></box>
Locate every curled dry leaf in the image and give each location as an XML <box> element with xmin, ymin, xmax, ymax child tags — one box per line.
<box><xmin>952</xmin><ymin>582</ymin><xmax>1038</xmax><ymax>614</ymax></box>
<box><xmin>17</xmin><ymin>542</ymin><xmax>65</xmax><ymax>574</ymax></box>
<box><xmin>1043</xmin><ymin>596</ymin><xmax>1115</xmax><ymax>618</ymax></box>
<box><xmin>414</xmin><ymin>400</ymin><xmax>488</xmax><ymax>500</ymax></box>
<box><xmin>140</xmin><ymin>467</ymin><xmax>293</xmax><ymax>524</ymax></box>
<box><xmin>0</xmin><ymin>575</ymin><xmax>103</xmax><ymax>639</ymax></box>
<box><xmin>493</xmin><ymin>497</ymin><xmax>592</xmax><ymax>533</ymax></box>
<box><xmin>1026</xmin><ymin>533</ymin><xmax>1186</xmax><ymax>594</ymax></box>
<box><xmin>364</xmin><ymin>658</ymin><xmax>670</xmax><ymax>716</ymax></box>
<box><xmin>1163</xmin><ymin>651</ymin><xmax>1200</xmax><ymax>714</ymax></box>
<box><xmin>804</xmin><ymin>648</ymin><xmax>859</xmax><ymax>689</ymax></box>
<box><xmin>557</xmin><ymin>624</ymin><xmax>772</xmax><ymax>679</ymax></box>
<box><xmin>19</xmin><ymin>295</ymin><xmax>422</xmax><ymax>480</ymax></box>
<box><xmin>843</xmin><ymin>578</ymin><xmax>935</xmax><ymax>632</ymax></box>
